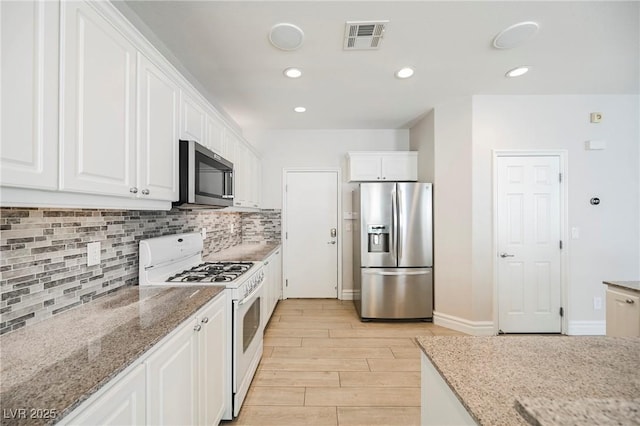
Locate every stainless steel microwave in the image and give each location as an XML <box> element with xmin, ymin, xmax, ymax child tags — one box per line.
<box><xmin>175</xmin><ymin>140</ymin><xmax>234</xmax><ymax>208</ymax></box>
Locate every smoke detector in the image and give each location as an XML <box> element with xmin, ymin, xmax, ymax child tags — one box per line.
<box><xmin>344</xmin><ymin>21</ymin><xmax>388</xmax><ymax>50</ymax></box>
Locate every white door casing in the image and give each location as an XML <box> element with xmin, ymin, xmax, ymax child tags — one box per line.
<box><xmin>495</xmin><ymin>153</ymin><xmax>565</xmax><ymax>333</ymax></box>
<box><xmin>283</xmin><ymin>169</ymin><xmax>340</xmax><ymax>299</ymax></box>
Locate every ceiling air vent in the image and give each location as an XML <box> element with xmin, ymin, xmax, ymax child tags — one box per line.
<box><xmin>344</xmin><ymin>20</ymin><xmax>388</xmax><ymax>50</ymax></box>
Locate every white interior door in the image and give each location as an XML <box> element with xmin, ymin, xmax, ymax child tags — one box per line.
<box><xmin>497</xmin><ymin>155</ymin><xmax>562</xmax><ymax>333</ymax></box>
<box><xmin>284</xmin><ymin>170</ymin><xmax>339</xmax><ymax>298</ymax></box>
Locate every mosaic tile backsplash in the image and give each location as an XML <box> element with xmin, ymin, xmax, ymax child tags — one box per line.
<box><xmin>0</xmin><ymin>207</ymin><xmax>281</xmax><ymax>335</ymax></box>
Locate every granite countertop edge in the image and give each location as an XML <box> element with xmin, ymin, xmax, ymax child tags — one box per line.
<box><xmin>416</xmin><ymin>338</ymin><xmax>484</xmax><ymax>425</ymax></box>
<box><xmin>0</xmin><ymin>285</ymin><xmax>226</xmax><ymax>426</ymax></box>
<box><xmin>206</xmin><ymin>242</ymin><xmax>281</xmax><ymax>262</ymax></box>
<box><xmin>603</xmin><ymin>280</ymin><xmax>640</xmax><ymax>292</ymax></box>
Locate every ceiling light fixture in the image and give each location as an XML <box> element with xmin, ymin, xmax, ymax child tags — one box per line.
<box><xmin>284</xmin><ymin>67</ymin><xmax>302</xmax><ymax>78</ymax></box>
<box><xmin>294</xmin><ymin>106</ymin><xmax>306</xmax><ymax>113</ymax></box>
<box><xmin>395</xmin><ymin>67</ymin><xmax>414</xmax><ymax>79</ymax></box>
<box><xmin>493</xmin><ymin>22</ymin><xmax>540</xmax><ymax>49</ymax></box>
<box><xmin>269</xmin><ymin>23</ymin><xmax>305</xmax><ymax>51</ymax></box>
<box><xmin>505</xmin><ymin>66</ymin><xmax>530</xmax><ymax>78</ymax></box>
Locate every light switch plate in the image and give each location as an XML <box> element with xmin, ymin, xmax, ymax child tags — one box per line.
<box><xmin>87</xmin><ymin>242</ymin><xmax>101</xmax><ymax>266</ymax></box>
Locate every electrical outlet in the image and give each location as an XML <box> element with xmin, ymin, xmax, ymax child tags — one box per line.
<box><xmin>87</xmin><ymin>242</ymin><xmax>101</xmax><ymax>266</ymax></box>
<box><xmin>201</xmin><ymin>228</ymin><xmax>207</xmax><ymax>240</ymax></box>
<box><xmin>593</xmin><ymin>296</ymin><xmax>602</xmax><ymax>310</ymax></box>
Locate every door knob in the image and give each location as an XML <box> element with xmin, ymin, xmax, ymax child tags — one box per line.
<box><xmin>500</xmin><ymin>253</ymin><xmax>514</xmax><ymax>258</ymax></box>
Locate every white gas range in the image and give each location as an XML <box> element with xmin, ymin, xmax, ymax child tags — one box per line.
<box><xmin>139</xmin><ymin>232</ymin><xmax>265</xmax><ymax>419</ymax></box>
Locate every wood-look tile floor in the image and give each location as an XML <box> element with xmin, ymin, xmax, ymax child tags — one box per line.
<box><xmin>226</xmin><ymin>299</ymin><xmax>464</xmax><ymax>426</ymax></box>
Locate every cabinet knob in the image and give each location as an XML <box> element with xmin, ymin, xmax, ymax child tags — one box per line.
<box><xmin>201</xmin><ymin>317</ymin><xmax>209</xmax><ymax>324</ymax></box>
<box><xmin>141</xmin><ymin>189</ymin><xmax>150</xmax><ymax>195</ymax></box>
<box><xmin>626</xmin><ymin>299</ymin><xmax>635</xmax><ymax>304</ymax></box>
<box><xmin>382</xmin><ymin>177</ymin><xmax>386</xmax><ymax>180</ymax></box>
<box><xmin>193</xmin><ymin>324</ymin><xmax>202</xmax><ymax>332</ymax></box>
<box><xmin>129</xmin><ymin>187</ymin><xmax>138</xmax><ymax>194</ymax></box>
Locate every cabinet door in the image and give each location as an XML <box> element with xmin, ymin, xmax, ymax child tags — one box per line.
<box><xmin>606</xmin><ymin>288</ymin><xmax>640</xmax><ymax>337</ymax></box>
<box><xmin>137</xmin><ymin>53</ymin><xmax>179</xmax><ymax>201</ymax></box>
<box><xmin>146</xmin><ymin>319</ymin><xmax>198</xmax><ymax>425</ymax></box>
<box><xmin>180</xmin><ymin>91</ymin><xmax>206</xmax><ymax>143</ymax></box>
<box><xmin>382</xmin><ymin>153</ymin><xmax>418</xmax><ymax>181</ymax></box>
<box><xmin>199</xmin><ymin>293</ymin><xmax>230</xmax><ymax>426</ymax></box>
<box><xmin>207</xmin><ymin>113</ymin><xmax>226</xmax><ymax>156</ymax></box>
<box><xmin>250</xmin><ymin>152</ymin><xmax>261</xmax><ymax>208</ymax></box>
<box><xmin>222</xmin><ymin>129</ymin><xmax>236</xmax><ymax>163</ymax></box>
<box><xmin>60</xmin><ymin>1</ymin><xmax>136</xmax><ymax>196</ymax></box>
<box><xmin>234</xmin><ymin>140</ymin><xmax>249</xmax><ymax>207</ymax></box>
<box><xmin>1</xmin><ymin>0</ymin><xmax>59</xmax><ymax>190</ymax></box>
<box><xmin>348</xmin><ymin>153</ymin><xmax>382</xmax><ymax>181</ymax></box>
<box><xmin>65</xmin><ymin>363</ymin><xmax>146</xmax><ymax>426</ymax></box>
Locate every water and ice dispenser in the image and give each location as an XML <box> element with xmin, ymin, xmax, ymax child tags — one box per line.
<box><xmin>367</xmin><ymin>224</ymin><xmax>389</xmax><ymax>253</ymax></box>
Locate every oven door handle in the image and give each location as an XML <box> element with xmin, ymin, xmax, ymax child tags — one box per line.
<box><xmin>238</xmin><ymin>282</ymin><xmax>263</xmax><ymax>305</ymax></box>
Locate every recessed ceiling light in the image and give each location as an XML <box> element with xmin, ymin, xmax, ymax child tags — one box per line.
<box><xmin>284</xmin><ymin>67</ymin><xmax>302</xmax><ymax>78</ymax></box>
<box><xmin>505</xmin><ymin>66</ymin><xmax>530</xmax><ymax>78</ymax></box>
<box><xmin>294</xmin><ymin>106</ymin><xmax>306</xmax><ymax>113</ymax></box>
<box><xmin>493</xmin><ymin>22</ymin><xmax>540</xmax><ymax>49</ymax></box>
<box><xmin>395</xmin><ymin>67</ymin><xmax>414</xmax><ymax>79</ymax></box>
<box><xmin>269</xmin><ymin>23</ymin><xmax>305</xmax><ymax>51</ymax></box>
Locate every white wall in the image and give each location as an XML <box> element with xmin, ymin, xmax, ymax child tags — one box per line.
<box><xmin>244</xmin><ymin>128</ymin><xmax>410</xmax><ymax>292</ymax></box>
<box><xmin>472</xmin><ymin>95</ymin><xmax>640</xmax><ymax>331</ymax></box>
<box><xmin>409</xmin><ymin>110</ymin><xmax>435</xmax><ymax>183</ymax></box>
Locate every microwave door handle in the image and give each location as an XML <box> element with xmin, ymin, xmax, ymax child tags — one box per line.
<box><xmin>222</xmin><ymin>172</ymin><xmax>234</xmax><ymax>199</ymax></box>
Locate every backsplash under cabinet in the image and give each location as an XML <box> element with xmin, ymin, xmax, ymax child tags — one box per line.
<box><xmin>0</xmin><ymin>207</ymin><xmax>280</xmax><ymax>335</ymax></box>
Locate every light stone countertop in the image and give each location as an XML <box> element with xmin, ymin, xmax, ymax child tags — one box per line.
<box><xmin>603</xmin><ymin>281</ymin><xmax>640</xmax><ymax>292</ymax></box>
<box><xmin>416</xmin><ymin>335</ymin><xmax>640</xmax><ymax>426</ymax></box>
<box><xmin>0</xmin><ymin>285</ymin><xmax>225</xmax><ymax>425</ymax></box>
<box><xmin>206</xmin><ymin>242</ymin><xmax>281</xmax><ymax>263</ymax></box>
<box><xmin>516</xmin><ymin>397</ymin><xmax>640</xmax><ymax>426</ymax></box>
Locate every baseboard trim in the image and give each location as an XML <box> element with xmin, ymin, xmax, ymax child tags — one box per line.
<box><xmin>341</xmin><ymin>290</ymin><xmax>355</xmax><ymax>301</ymax></box>
<box><xmin>433</xmin><ymin>311</ymin><xmax>495</xmax><ymax>336</ymax></box>
<box><xmin>566</xmin><ymin>320</ymin><xmax>606</xmax><ymax>336</ymax></box>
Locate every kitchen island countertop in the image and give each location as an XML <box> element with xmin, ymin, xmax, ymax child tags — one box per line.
<box><xmin>603</xmin><ymin>280</ymin><xmax>640</xmax><ymax>292</ymax></box>
<box><xmin>0</xmin><ymin>285</ymin><xmax>225</xmax><ymax>425</ymax></box>
<box><xmin>416</xmin><ymin>335</ymin><xmax>640</xmax><ymax>425</ymax></box>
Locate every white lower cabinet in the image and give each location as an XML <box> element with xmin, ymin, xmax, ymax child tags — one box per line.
<box><xmin>61</xmin><ymin>293</ymin><xmax>229</xmax><ymax>426</ymax></box>
<box><xmin>198</xmin><ymin>292</ymin><xmax>230</xmax><ymax>426</ymax></box>
<box><xmin>146</xmin><ymin>317</ymin><xmax>199</xmax><ymax>425</ymax></box>
<box><xmin>263</xmin><ymin>249</ymin><xmax>282</xmax><ymax>323</ymax></box>
<box><xmin>60</xmin><ymin>363</ymin><xmax>146</xmax><ymax>425</ymax></box>
<box><xmin>606</xmin><ymin>286</ymin><xmax>640</xmax><ymax>337</ymax></box>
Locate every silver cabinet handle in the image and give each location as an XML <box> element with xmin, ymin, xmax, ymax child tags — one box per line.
<box><xmin>327</xmin><ymin>241</ymin><xmax>336</xmax><ymax>245</ymax></box>
<box><xmin>626</xmin><ymin>299</ymin><xmax>635</xmax><ymax>304</ymax></box>
<box><xmin>141</xmin><ymin>189</ymin><xmax>150</xmax><ymax>195</ymax></box>
<box><xmin>129</xmin><ymin>187</ymin><xmax>138</xmax><ymax>194</ymax></box>
<box><xmin>201</xmin><ymin>317</ymin><xmax>209</xmax><ymax>324</ymax></box>
<box><xmin>500</xmin><ymin>253</ymin><xmax>515</xmax><ymax>258</ymax></box>
<box><xmin>193</xmin><ymin>324</ymin><xmax>202</xmax><ymax>332</ymax></box>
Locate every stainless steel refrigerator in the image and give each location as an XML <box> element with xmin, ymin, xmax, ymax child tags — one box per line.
<box><xmin>353</xmin><ymin>182</ymin><xmax>433</xmax><ymax>319</ymax></box>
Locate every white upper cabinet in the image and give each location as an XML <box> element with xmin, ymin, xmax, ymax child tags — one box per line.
<box><xmin>1</xmin><ymin>1</ymin><xmax>59</xmax><ymax>190</ymax></box>
<box><xmin>347</xmin><ymin>151</ymin><xmax>418</xmax><ymax>182</ymax></box>
<box><xmin>60</xmin><ymin>1</ymin><xmax>137</xmax><ymax>196</ymax></box>
<box><xmin>206</xmin><ymin>112</ymin><xmax>226</xmax><ymax>156</ymax></box>
<box><xmin>180</xmin><ymin>91</ymin><xmax>206</xmax><ymax>144</ymax></box>
<box><xmin>233</xmin><ymin>139</ymin><xmax>249</xmax><ymax>207</ymax></box>
<box><xmin>137</xmin><ymin>53</ymin><xmax>179</xmax><ymax>201</ymax></box>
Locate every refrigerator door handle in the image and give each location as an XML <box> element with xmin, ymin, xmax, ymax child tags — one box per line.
<box><xmin>390</xmin><ymin>186</ymin><xmax>397</xmax><ymax>261</ymax></box>
<box><xmin>396</xmin><ymin>185</ymin><xmax>402</xmax><ymax>262</ymax></box>
<box><xmin>362</xmin><ymin>269</ymin><xmax>431</xmax><ymax>276</ymax></box>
